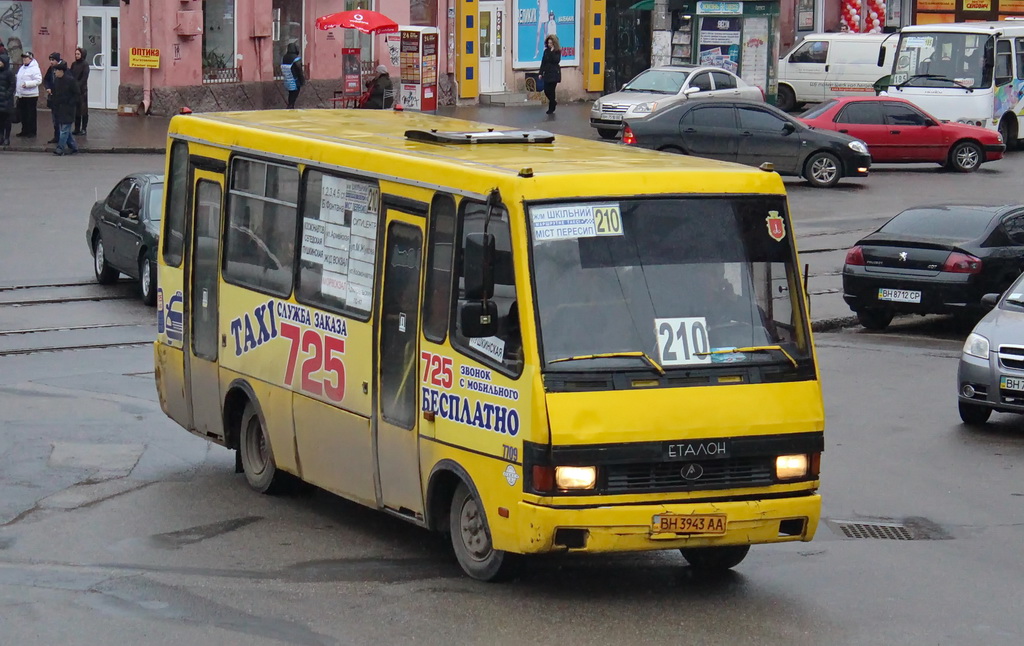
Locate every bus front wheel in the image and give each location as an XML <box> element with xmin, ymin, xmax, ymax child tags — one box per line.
<box><xmin>680</xmin><ymin>545</ymin><xmax>750</xmax><ymax>572</ymax></box>
<box><xmin>239</xmin><ymin>401</ymin><xmax>286</xmax><ymax>494</ymax></box>
<box><xmin>449</xmin><ymin>482</ymin><xmax>516</xmax><ymax>581</ymax></box>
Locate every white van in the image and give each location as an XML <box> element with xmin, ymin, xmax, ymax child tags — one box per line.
<box><xmin>776</xmin><ymin>33</ymin><xmax>892</xmax><ymax>111</ymax></box>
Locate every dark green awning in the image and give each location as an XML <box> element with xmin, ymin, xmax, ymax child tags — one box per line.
<box><xmin>628</xmin><ymin>0</ymin><xmax>653</xmax><ymax>9</ymax></box>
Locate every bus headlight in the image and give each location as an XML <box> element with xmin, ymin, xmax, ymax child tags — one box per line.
<box><xmin>555</xmin><ymin>466</ymin><xmax>597</xmax><ymax>489</ymax></box>
<box><xmin>775</xmin><ymin>454</ymin><xmax>809</xmax><ymax>480</ymax></box>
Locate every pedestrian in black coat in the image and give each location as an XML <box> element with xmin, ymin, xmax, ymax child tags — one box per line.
<box><xmin>51</xmin><ymin>61</ymin><xmax>80</xmax><ymax>156</ymax></box>
<box><xmin>70</xmin><ymin>47</ymin><xmax>90</xmax><ymax>135</ymax></box>
<box><xmin>43</xmin><ymin>52</ymin><xmax>62</xmax><ymax>143</ymax></box>
<box><xmin>539</xmin><ymin>34</ymin><xmax>561</xmax><ymax>114</ymax></box>
<box><xmin>0</xmin><ymin>54</ymin><xmax>14</xmax><ymax>145</ymax></box>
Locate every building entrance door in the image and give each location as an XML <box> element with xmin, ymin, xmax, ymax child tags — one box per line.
<box><xmin>479</xmin><ymin>2</ymin><xmax>506</xmax><ymax>93</ymax></box>
<box><xmin>79</xmin><ymin>4</ymin><xmax>121</xmax><ymax>109</ymax></box>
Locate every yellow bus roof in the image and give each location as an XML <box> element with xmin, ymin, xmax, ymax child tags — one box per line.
<box><xmin>169</xmin><ymin>109</ymin><xmax>786</xmax><ymax>197</ymax></box>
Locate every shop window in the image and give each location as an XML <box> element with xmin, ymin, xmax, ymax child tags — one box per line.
<box><xmin>273</xmin><ymin>0</ymin><xmax>304</xmax><ymax>80</ymax></box>
<box><xmin>202</xmin><ymin>0</ymin><xmax>237</xmax><ymax>81</ymax></box>
<box><xmin>996</xmin><ymin>40</ymin><xmax>1013</xmax><ymax>86</ymax></box>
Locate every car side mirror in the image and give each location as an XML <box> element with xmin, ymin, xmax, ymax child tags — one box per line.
<box><xmin>782</xmin><ymin>122</ymin><xmax>797</xmax><ymax>134</ymax></box>
<box><xmin>981</xmin><ymin>293</ymin><xmax>1001</xmax><ymax>308</ymax></box>
<box><xmin>877</xmin><ymin>46</ymin><xmax>887</xmax><ymax>67</ymax></box>
<box><xmin>460</xmin><ymin>301</ymin><xmax>498</xmax><ymax>338</ymax></box>
<box><xmin>684</xmin><ymin>87</ymin><xmax>701</xmax><ymax>96</ymax></box>
<box><xmin>923</xmin><ymin>118</ymin><xmax>937</xmax><ymax>127</ymax></box>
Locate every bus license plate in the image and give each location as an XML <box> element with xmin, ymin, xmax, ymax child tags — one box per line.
<box><xmin>652</xmin><ymin>514</ymin><xmax>727</xmax><ymax>535</ymax></box>
<box><xmin>878</xmin><ymin>288</ymin><xmax>921</xmax><ymax>303</ymax></box>
<box><xmin>1000</xmin><ymin>376</ymin><xmax>1024</xmax><ymax>391</ymax></box>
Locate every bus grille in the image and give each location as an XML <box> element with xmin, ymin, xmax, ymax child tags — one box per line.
<box><xmin>605</xmin><ymin>457</ymin><xmax>774</xmax><ymax>493</ymax></box>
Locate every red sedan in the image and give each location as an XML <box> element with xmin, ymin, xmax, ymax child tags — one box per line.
<box><xmin>798</xmin><ymin>96</ymin><xmax>1005</xmax><ymax>172</ymax></box>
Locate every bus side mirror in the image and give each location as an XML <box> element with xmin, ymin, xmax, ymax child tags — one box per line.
<box><xmin>460</xmin><ymin>301</ymin><xmax>498</xmax><ymax>338</ymax></box>
<box><xmin>877</xmin><ymin>47</ymin><xmax>887</xmax><ymax>67</ymax></box>
<box><xmin>464</xmin><ymin>232</ymin><xmax>495</xmax><ymax>300</ymax></box>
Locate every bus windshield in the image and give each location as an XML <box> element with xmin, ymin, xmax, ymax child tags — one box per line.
<box><xmin>891</xmin><ymin>32</ymin><xmax>993</xmax><ymax>89</ymax></box>
<box><xmin>529</xmin><ymin>197</ymin><xmax>811</xmax><ymax>374</ymax></box>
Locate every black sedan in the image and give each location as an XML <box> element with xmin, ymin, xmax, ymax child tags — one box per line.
<box><xmin>622</xmin><ymin>98</ymin><xmax>871</xmax><ymax>188</ymax></box>
<box><xmin>843</xmin><ymin>204</ymin><xmax>1024</xmax><ymax>330</ymax></box>
<box><xmin>86</xmin><ymin>173</ymin><xmax>163</xmax><ymax>305</ymax></box>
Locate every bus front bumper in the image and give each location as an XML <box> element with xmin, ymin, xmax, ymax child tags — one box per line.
<box><xmin>512</xmin><ymin>494</ymin><xmax>821</xmax><ymax>554</ymax></box>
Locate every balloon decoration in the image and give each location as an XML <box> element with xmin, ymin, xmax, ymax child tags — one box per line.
<box><xmin>841</xmin><ymin>0</ymin><xmax>886</xmax><ymax>33</ymax></box>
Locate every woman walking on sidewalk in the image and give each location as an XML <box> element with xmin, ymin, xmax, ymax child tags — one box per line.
<box><xmin>0</xmin><ymin>53</ymin><xmax>14</xmax><ymax>145</ymax></box>
<box><xmin>71</xmin><ymin>47</ymin><xmax>89</xmax><ymax>136</ymax></box>
<box><xmin>14</xmin><ymin>51</ymin><xmax>41</xmax><ymax>137</ymax></box>
<box><xmin>539</xmin><ymin>34</ymin><xmax>561</xmax><ymax>115</ymax></box>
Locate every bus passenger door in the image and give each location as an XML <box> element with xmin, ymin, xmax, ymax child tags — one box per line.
<box><xmin>375</xmin><ymin>214</ymin><xmax>425</xmax><ymax>516</ymax></box>
<box><xmin>184</xmin><ymin>171</ymin><xmax>226</xmax><ymax>441</ymax></box>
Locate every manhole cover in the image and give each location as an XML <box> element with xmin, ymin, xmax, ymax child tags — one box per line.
<box><xmin>826</xmin><ymin>517</ymin><xmax>949</xmax><ymax>541</ymax></box>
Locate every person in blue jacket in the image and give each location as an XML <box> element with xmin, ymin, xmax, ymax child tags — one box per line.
<box><xmin>281</xmin><ymin>43</ymin><xmax>305</xmax><ymax>109</ymax></box>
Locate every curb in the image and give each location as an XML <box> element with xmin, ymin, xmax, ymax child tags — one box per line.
<box><xmin>811</xmin><ymin>316</ymin><xmax>859</xmax><ymax>333</ymax></box>
<box><xmin>2</xmin><ymin>145</ymin><xmax>165</xmax><ymax>154</ymax></box>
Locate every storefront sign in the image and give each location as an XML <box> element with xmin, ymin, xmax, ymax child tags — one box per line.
<box><xmin>963</xmin><ymin>0</ymin><xmax>992</xmax><ymax>9</ymax></box>
<box><xmin>342</xmin><ymin>48</ymin><xmax>361</xmax><ymax>94</ymax></box>
<box><xmin>916</xmin><ymin>0</ymin><xmax>955</xmax><ymax>9</ymax></box>
<box><xmin>696</xmin><ymin>1</ymin><xmax>743</xmax><ymax>15</ymax></box>
<box><xmin>129</xmin><ymin>47</ymin><xmax>160</xmax><ymax>68</ymax></box>
<box><xmin>513</xmin><ymin>0</ymin><xmax>579</xmax><ymax>69</ymax></box>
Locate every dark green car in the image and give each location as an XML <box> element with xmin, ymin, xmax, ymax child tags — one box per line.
<box><xmin>85</xmin><ymin>173</ymin><xmax>164</xmax><ymax>305</ymax></box>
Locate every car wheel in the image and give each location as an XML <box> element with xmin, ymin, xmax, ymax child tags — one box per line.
<box><xmin>949</xmin><ymin>141</ymin><xmax>982</xmax><ymax>172</ymax></box>
<box><xmin>776</xmin><ymin>85</ymin><xmax>796</xmax><ymax>112</ymax></box>
<box><xmin>92</xmin><ymin>235</ymin><xmax>119</xmax><ymax>285</ymax></box>
<box><xmin>804</xmin><ymin>151</ymin><xmax>842</xmax><ymax>188</ymax></box>
<box><xmin>658</xmin><ymin>145</ymin><xmax>686</xmax><ymax>155</ymax></box>
<box><xmin>680</xmin><ymin>545</ymin><xmax>750</xmax><ymax>572</ymax></box>
<box><xmin>139</xmin><ymin>256</ymin><xmax>157</xmax><ymax>306</ymax></box>
<box><xmin>856</xmin><ymin>308</ymin><xmax>893</xmax><ymax>331</ymax></box>
<box><xmin>958</xmin><ymin>400</ymin><xmax>992</xmax><ymax>425</ymax></box>
<box><xmin>239</xmin><ymin>401</ymin><xmax>287</xmax><ymax>494</ymax></box>
<box><xmin>449</xmin><ymin>481</ymin><xmax>516</xmax><ymax>581</ymax></box>
<box><xmin>597</xmin><ymin>128</ymin><xmax>619</xmax><ymax>140</ymax></box>
<box><xmin>998</xmin><ymin>116</ymin><xmax>1017</xmax><ymax>151</ymax></box>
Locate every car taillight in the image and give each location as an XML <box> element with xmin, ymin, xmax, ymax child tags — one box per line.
<box><xmin>622</xmin><ymin>126</ymin><xmax>637</xmax><ymax>145</ymax></box>
<box><xmin>844</xmin><ymin>246</ymin><xmax>865</xmax><ymax>266</ymax></box>
<box><xmin>942</xmin><ymin>252</ymin><xmax>983</xmax><ymax>274</ymax></box>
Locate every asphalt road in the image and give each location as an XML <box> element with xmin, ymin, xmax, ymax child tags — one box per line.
<box><xmin>1</xmin><ymin>149</ymin><xmax>1023</xmax><ymax>644</ymax></box>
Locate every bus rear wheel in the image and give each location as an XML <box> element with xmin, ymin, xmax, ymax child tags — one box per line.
<box><xmin>449</xmin><ymin>482</ymin><xmax>516</xmax><ymax>581</ymax></box>
<box><xmin>238</xmin><ymin>401</ymin><xmax>286</xmax><ymax>494</ymax></box>
<box><xmin>680</xmin><ymin>545</ymin><xmax>750</xmax><ymax>572</ymax></box>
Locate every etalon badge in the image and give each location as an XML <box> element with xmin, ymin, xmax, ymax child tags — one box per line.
<box><xmin>503</xmin><ymin>465</ymin><xmax>520</xmax><ymax>487</ymax></box>
<box><xmin>766</xmin><ymin>211</ymin><xmax>786</xmax><ymax>242</ymax></box>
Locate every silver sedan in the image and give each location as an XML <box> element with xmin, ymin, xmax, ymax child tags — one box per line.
<box><xmin>591</xmin><ymin>65</ymin><xmax>765</xmax><ymax>139</ymax></box>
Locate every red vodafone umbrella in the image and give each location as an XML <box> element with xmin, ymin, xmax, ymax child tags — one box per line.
<box><xmin>315</xmin><ymin>10</ymin><xmax>399</xmax><ymax>34</ymax></box>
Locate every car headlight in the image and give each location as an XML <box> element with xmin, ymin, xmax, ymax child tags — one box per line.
<box><xmin>848</xmin><ymin>140</ymin><xmax>868</xmax><ymax>154</ymax></box>
<box><xmin>555</xmin><ymin>466</ymin><xmax>597</xmax><ymax>490</ymax></box>
<box><xmin>963</xmin><ymin>333</ymin><xmax>990</xmax><ymax>360</ymax></box>
<box><xmin>631</xmin><ymin>102</ymin><xmax>655</xmax><ymax>114</ymax></box>
<box><xmin>592</xmin><ymin>101</ymin><xmax>602</xmax><ymax>112</ymax></box>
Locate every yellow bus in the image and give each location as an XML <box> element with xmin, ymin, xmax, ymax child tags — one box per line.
<box><xmin>154</xmin><ymin>109</ymin><xmax>824</xmax><ymax>581</ymax></box>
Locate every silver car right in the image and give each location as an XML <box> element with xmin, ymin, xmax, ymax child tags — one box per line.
<box><xmin>957</xmin><ymin>270</ymin><xmax>1024</xmax><ymax>425</ymax></box>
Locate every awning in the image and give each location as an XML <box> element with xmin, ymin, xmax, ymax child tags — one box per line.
<box><xmin>628</xmin><ymin>0</ymin><xmax>654</xmax><ymax>9</ymax></box>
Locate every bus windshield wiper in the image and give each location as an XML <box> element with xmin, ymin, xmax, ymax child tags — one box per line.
<box><xmin>550</xmin><ymin>351</ymin><xmax>666</xmax><ymax>375</ymax></box>
<box><xmin>898</xmin><ymin>74</ymin><xmax>973</xmax><ymax>91</ymax></box>
<box><xmin>696</xmin><ymin>345</ymin><xmax>799</xmax><ymax>369</ymax></box>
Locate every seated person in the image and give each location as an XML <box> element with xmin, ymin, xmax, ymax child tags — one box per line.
<box><xmin>361</xmin><ymin>65</ymin><xmax>393</xmax><ymax>109</ymax></box>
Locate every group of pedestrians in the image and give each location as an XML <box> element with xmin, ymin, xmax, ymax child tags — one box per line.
<box><xmin>0</xmin><ymin>49</ymin><xmax>89</xmax><ymax>154</ymax></box>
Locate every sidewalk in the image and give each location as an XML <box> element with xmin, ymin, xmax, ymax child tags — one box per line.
<box><xmin>0</xmin><ymin>101</ymin><xmax>856</xmax><ymax>329</ymax></box>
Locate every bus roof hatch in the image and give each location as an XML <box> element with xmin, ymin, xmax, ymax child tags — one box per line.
<box><xmin>404</xmin><ymin>128</ymin><xmax>556</xmax><ymax>144</ymax></box>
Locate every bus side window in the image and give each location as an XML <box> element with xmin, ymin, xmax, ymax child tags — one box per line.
<box><xmin>1016</xmin><ymin>39</ymin><xmax>1024</xmax><ymax>80</ymax></box>
<box><xmin>423</xmin><ymin>193</ymin><xmax>456</xmax><ymax>342</ymax></box>
<box><xmin>222</xmin><ymin>157</ymin><xmax>299</xmax><ymax>297</ymax></box>
<box><xmin>452</xmin><ymin>201</ymin><xmax>523</xmax><ymax>376</ymax></box>
<box><xmin>162</xmin><ymin>140</ymin><xmax>189</xmax><ymax>267</ymax></box>
<box><xmin>996</xmin><ymin>39</ymin><xmax>1013</xmax><ymax>86</ymax></box>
